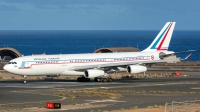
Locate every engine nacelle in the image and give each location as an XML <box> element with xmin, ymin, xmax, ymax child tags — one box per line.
<box><xmin>84</xmin><ymin>69</ymin><xmax>105</xmax><ymax>78</ymax></box>
<box><xmin>127</xmin><ymin>65</ymin><xmax>147</xmax><ymax>74</ymax></box>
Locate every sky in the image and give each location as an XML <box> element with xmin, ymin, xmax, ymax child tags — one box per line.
<box><xmin>0</xmin><ymin>0</ymin><xmax>200</xmax><ymax>30</ymax></box>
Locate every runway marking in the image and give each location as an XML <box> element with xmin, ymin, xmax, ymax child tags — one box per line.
<box><xmin>3</xmin><ymin>90</ymin><xmax>65</xmax><ymax>106</ymax></box>
<box><xmin>85</xmin><ymin>99</ymin><xmax>126</xmax><ymax>103</ymax></box>
<box><xmin>155</xmin><ymin>84</ymin><xmax>165</xmax><ymax>85</ymax></box>
<box><xmin>81</xmin><ymin>82</ymin><xmax>187</xmax><ymax>90</ymax></box>
<box><xmin>53</xmin><ymin>88</ymin><xmax>66</xmax><ymax>89</ymax></box>
<box><xmin>61</xmin><ymin>82</ymin><xmax>188</xmax><ymax>91</ymax></box>
<box><xmin>0</xmin><ymin>81</ymin><xmax>186</xmax><ymax>90</ymax></box>
<box><xmin>190</xmin><ymin>87</ymin><xmax>200</xmax><ymax>89</ymax></box>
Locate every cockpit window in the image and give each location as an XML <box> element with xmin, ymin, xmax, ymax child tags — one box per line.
<box><xmin>8</xmin><ymin>62</ymin><xmax>17</xmax><ymax>64</ymax></box>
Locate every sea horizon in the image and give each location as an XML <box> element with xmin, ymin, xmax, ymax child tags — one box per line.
<box><xmin>0</xmin><ymin>30</ymin><xmax>199</xmax><ymax>61</ymax></box>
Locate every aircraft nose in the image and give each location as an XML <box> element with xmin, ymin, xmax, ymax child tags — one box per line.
<box><xmin>3</xmin><ymin>65</ymin><xmax>9</xmax><ymax>71</ymax></box>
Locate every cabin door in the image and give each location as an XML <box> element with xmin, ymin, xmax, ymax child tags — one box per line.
<box><xmin>24</xmin><ymin>62</ymin><xmax>30</xmax><ymax>68</ymax></box>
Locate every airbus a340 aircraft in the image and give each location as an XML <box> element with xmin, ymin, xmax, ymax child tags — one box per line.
<box><xmin>4</xmin><ymin>22</ymin><xmax>178</xmax><ymax>83</ymax></box>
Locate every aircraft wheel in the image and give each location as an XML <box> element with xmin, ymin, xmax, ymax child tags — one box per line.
<box><xmin>77</xmin><ymin>77</ymin><xmax>81</xmax><ymax>82</ymax></box>
<box><xmin>94</xmin><ymin>77</ymin><xmax>98</xmax><ymax>82</ymax></box>
<box><xmin>95</xmin><ymin>77</ymin><xmax>102</xmax><ymax>82</ymax></box>
<box><xmin>87</xmin><ymin>78</ymin><xmax>90</xmax><ymax>82</ymax></box>
<box><xmin>23</xmin><ymin>75</ymin><xmax>27</xmax><ymax>84</ymax></box>
<box><xmin>102</xmin><ymin>78</ymin><xmax>107</xmax><ymax>82</ymax></box>
<box><xmin>83</xmin><ymin>78</ymin><xmax>87</xmax><ymax>82</ymax></box>
<box><xmin>108</xmin><ymin>78</ymin><xmax>113</xmax><ymax>82</ymax></box>
<box><xmin>77</xmin><ymin>77</ymin><xmax>90</xmax><ymax>82</ymax></box>
<box><xmin>81</xmin><ymin>77</ymin><xmax>85</xmax><ymax>82</ymax></box>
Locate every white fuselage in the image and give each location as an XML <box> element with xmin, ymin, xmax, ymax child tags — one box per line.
<box><xmin>3</xmin><ymin>52</ymin><xmax>161</xmax><ymax>76</ymax></box>
<box><xmin>3</xmin><ymin>22</ymin><xmax>177</xmax><ymax>78</ymax></box>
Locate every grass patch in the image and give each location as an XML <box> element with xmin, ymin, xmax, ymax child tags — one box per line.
<box><xmin>10</xmin><ymin>104</ymin><xmax>15</xmax><ymax>107</ymax></box>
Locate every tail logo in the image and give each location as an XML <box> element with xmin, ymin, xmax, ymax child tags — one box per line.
<box><xmin>150</xmin><ymin>22</ymin><xmax>173</xmax><ymax>51</ymax></box>
<box><xmin>142</xmin><ymin>22</ymin><xmax>175</xmax><ymax>52</ymax></box>
<box><xmin>151</xmin><ymin>55</ymin><xmax>154</xmax><ymax>60</ymax></box>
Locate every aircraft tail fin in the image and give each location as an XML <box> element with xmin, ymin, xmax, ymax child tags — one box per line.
<box><xmin>142</xmin><ymin>22</ymin><xmax>176</xmax><ymax>52</ymax></box>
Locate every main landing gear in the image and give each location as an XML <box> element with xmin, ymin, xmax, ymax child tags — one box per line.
<box><xmin>77</xmin><ymin>77</ymin><xmax>91</xmax><ymax>82</ymax></box>
<box><xmin>94</xmin><ymin>77</ymin><xmax>113</xmax><ymax>82</ymax></box>
<box><xmin>77</xmin><ymin>77</ymin><xmax>113</xmax><ymax>82</ymax></box>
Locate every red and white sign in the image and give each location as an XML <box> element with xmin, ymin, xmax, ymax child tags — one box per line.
<box><xmin>46</xmin><ymin>102</ymin><xmax>54</xmax><ymax>109</ymax></box>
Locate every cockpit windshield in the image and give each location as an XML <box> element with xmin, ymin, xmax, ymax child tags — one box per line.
<box><xmin>8</xmin><ymin>62</ymin><xmax>17</xmax><ymax>64</ymax></box>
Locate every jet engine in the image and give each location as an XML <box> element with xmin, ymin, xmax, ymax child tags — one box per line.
<box><xmin>127</xmin><ymin>65</ymin><xmax>147</xmax><ymax>74</ymax></box>
<box><xmin>84</xmin><ymin>69</ymin><xmax>105</xmax><ymax>78</ymax></box>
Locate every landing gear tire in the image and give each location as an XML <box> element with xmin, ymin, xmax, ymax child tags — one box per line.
<box><xmin>77</xmin><ymin>77</ymin><xmax>90</xmax><ymax>82</ymax></box>
<box><xmin>102</xmin><ymin>78</ymin><xmax>107</xmax><ymax>82</ymax></box>
<box><xmin>94</xmin><ymin>77</ymin><xmax>113</xmax><ymax>82</ymax></box>
<box><xmin>108</xmin><ymin>78</ymin><xmax>113</xmax><ymax>82</ymax></box>
<box><xmin>94</xmin><ymin>77</ymin><xmax>102</xmax><ymax>82</ymax></box>
<box><xmin>86</xmin><ymin>78</ymin><xmax>90</xmax><ymax>82</ymax></box>
<box><xmin>94</xmin><ymin>77</ymin><xmax>98</xmax><ymax>82</ymax></box>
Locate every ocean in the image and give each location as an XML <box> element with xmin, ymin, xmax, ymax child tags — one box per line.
<box><xmin>0</xmin><ymin>30</ymin><xmax>199</xmax><ymax>61</ymax></box>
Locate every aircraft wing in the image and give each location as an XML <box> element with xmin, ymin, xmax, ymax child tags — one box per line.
<box><xmin>69</xmin><ymin>59</ymin><xmax>178</xmax><ymax>71</ymax></box>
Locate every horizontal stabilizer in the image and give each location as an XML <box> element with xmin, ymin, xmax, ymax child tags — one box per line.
<box><xmin>181</xmin><ymin>53</ymin><xmax>192</xmax><ymax>60</ymax></box>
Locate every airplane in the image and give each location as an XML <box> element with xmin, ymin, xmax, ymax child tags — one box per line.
<box><xmin>4</xmin><ymin>22</ymin><xmax>178</xmax><ymax>84</ymax></box>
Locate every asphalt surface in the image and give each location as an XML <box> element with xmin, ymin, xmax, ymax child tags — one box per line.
<box><xmin>1</xmin><ymin>74</ymin><xmax>200</xmax><ymax>112</ymax></box>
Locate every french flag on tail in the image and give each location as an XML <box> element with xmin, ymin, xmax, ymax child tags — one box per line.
<box><xmin>142</xmin><ymin>22</ymin><xmax>176</xmax><ymax>52</ymax></box>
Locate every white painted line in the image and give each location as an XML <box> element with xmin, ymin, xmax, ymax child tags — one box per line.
<box><xmin>191</xmin><ymin>87</ymin><xmax>200</xmax><ymax>89</ymax></box>
<box><xmin>85</xmin><ymin>99</ymin><xmax>126</xmax><ymax>103</ymax></box>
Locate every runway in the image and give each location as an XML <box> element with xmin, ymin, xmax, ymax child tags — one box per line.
<box><xmin>1</xmin><ymin>76</ymin><xmax>200</xmax><ymax>112</ymax></box>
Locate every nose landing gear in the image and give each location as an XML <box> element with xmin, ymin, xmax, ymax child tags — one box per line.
<box><xmin>23</xmin><ymin>75</ymin><xmax>27</xmax><ymax>84</ymax></box>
